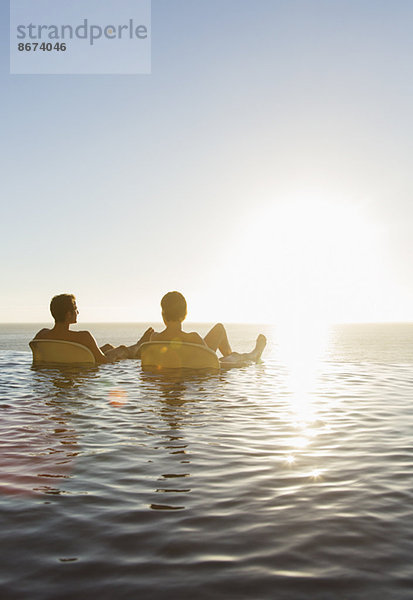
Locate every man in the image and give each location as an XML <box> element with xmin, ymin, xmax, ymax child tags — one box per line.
<box><xmin>34</xmin><ymin>294</ymin><xmax>153</xmax><ymax>364</ymax></box>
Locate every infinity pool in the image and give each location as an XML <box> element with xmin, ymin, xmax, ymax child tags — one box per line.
<box><xmin>1</xmin><ymin>323</ymin><xmax>413</xmax><ymax>599</ymax></box>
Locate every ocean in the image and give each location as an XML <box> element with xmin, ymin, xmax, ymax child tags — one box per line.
<box><xmin>1</xmin><ymin>322</ymin><xmax>413</xmax><ymax>599</ymax></box>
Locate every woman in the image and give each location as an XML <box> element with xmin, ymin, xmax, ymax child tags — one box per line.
<box><xmin>151</xmin><ymin>291</ymin><xmax>266</xmax><ymax>364</ymax></box>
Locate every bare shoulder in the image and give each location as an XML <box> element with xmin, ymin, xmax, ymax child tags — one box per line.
<box><xmin>77</xmin><ymin>330</ymin><xmax>92</xmax><ymax>337</ymax></box>
<box><xmin>33</xmin><ymin>328</ymin><xmax>51</xmax><ymax>339</ymax></box>
<box><xmin>150</xmin><ymin>331</ymin><xmax>162</xmax><ymax>341</ymax></box>
<box><xmin>187</xmin><ymin>332</ymin><xmax>205</xmax><ymax>345</ymax></box>
<box><xmin>75</xmin><ymin>330</ymin><xmax>93</xmax><ymax>343</ymax></box>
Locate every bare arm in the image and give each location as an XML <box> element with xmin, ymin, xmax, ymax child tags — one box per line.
<box><xmin>78</xmin><ymin>331</ymin><xmax>109</xmax><ymax>364</ymax></box>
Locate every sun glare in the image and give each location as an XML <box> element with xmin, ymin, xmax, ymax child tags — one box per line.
<box><xmin>222</xmin><ymin>190</ymin><xmax>382</xmax><ymax>325</ymax></box>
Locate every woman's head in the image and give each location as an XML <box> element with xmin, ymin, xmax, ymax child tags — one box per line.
<box><xmin>50</xmin><ymin>294</ymin><xmax>78</xmax><ymax>323</ymax></box>
<box><xmin>161</xmin><ymin>291</ymin><xmax>187</xmax><ymax>323</ymax></box>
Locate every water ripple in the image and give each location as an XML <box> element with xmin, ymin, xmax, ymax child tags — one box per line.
<box><xmin>1</xmin><ymin>347</ymin><xmax>413</xmax><ymax>599</ymax></box>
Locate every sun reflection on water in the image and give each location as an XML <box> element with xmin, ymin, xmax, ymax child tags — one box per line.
<box><xmin>275</xmin><ymin>318</ymin><xmax>327</xmax><ymax>412</ymax></box>
<box><xmin>274</xmin><ymin>317</ymin><xmax>329</xmax><ymax>473</ymax></box>
<box><xmin>309</xmin><ymin>468</ymin><xmax>324</xmax><ymax>480</ymax></box>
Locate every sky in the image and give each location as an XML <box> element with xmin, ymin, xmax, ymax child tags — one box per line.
<box><xmin>2</xmin><ymin>0</ymin><xmax>413</xmax><ymax>324</ymax></box>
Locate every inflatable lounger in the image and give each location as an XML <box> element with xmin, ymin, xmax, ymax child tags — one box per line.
<box><xmin>29</xmin><ymin>339</ymin><xmax>96</xmax><ymax>365</ymax></box>
<box><xmin>140</xmin><ymin>341</ymin><xmax>220</xmax><ymax>371</ymax></box>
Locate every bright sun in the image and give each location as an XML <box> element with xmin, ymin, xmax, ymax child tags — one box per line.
<box><xmin>220</xmin><ymin>191</ymin><xmax>383</xmax><ymax>326</ymax></box>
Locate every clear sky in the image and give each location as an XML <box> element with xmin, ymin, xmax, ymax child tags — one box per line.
<box><xmin>2</xmin><ymin>0</ymin><xmax>413</xmax><ymax>324</ymax></box>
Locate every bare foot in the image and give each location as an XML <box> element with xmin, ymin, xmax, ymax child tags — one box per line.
<box><xmin>219</xmin><ymin>334</ymin><xmax>267</xmax><ymax>367</ymax></box>
<box><xmin>252</xmin><ymin>334</ymin><xmax>266</xmax><ymax>361</ymax></box>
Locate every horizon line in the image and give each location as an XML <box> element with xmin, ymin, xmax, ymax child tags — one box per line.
<box><xmin>2</xmin><ymin>320</ymin><xmax>413</xmax><ymax>326</ymax></box>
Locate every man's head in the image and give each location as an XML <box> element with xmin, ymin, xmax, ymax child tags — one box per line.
<box><xmin>50</xmin><ymin>294</ymin><xmax>78</xmax><ymax>324</ymax></box>
<box><xmin>161</xmin><ymin>291</ymin><xmax>187</xmax><ymax>323</ymax></box>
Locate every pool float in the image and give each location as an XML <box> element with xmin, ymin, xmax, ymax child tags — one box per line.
<box><xmin>29</xmin><ymin>339</ymin><xmax>96</xmax><ymax>365</ymax></box>
<box><xmin>140</xmin><ymin>341</ymin><xmax>220</xmax><ymax>371</ymax></box>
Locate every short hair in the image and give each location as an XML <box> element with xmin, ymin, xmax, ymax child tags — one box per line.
<box><xmin>161</xmin><ymin>291</ymin><xmax>187</xmax><ymax>322</ymax></box>
<box><xmin>50</xmin><ymin>294</ymin><xmax>76</xmax><ymax>323</ymax></box>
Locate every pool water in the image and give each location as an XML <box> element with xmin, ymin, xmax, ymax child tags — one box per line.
<box><xmin>1</xmin><ymin>323</ymin><xmax>413</xmax><ymax>599</ymax></box>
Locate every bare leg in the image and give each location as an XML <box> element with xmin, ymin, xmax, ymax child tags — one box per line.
<box><xmin>220</xmin><ymin>334</ymin><xmax>267</xmax><ymax>365</ymax></box>
<box><xmin>204</xmin><ymin>323</ymin><xmax>232</xmax><ymax>357</ymax></box>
